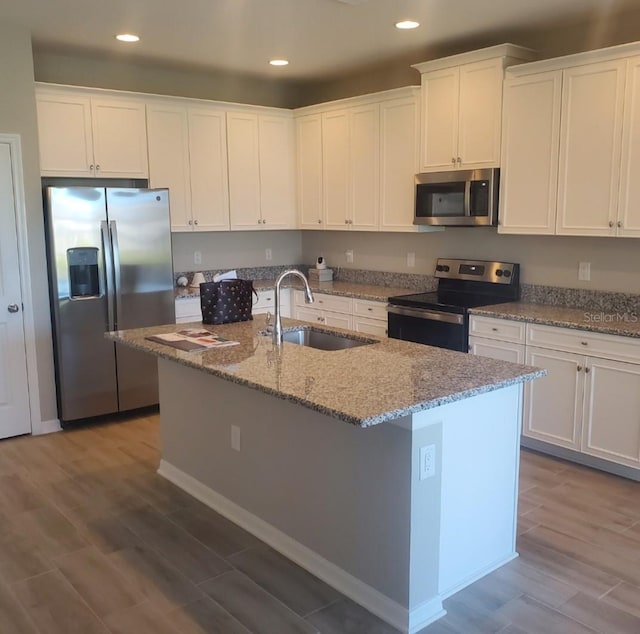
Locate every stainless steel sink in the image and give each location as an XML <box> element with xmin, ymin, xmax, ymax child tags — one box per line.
<box><xmin>282</xmin><ymin>328</ymin><xmax>376</xmax><ymax>351</ymax></box>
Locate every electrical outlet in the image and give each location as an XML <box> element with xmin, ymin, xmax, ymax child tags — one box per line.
<box><xmin>578</xmin><ymin>262</ymin><xmax>591</xmax><ymax>281</ymax></box>
<box><xmin>231</xmin><ymin>425</ymin><xmax>241</xmax><ymax>452</ymax></box>
<box><xmin>419</xmin><ymin>444</ymin><xmax>436</xmax><ymax>480</ymax></box>
<box><xmin>265</xmin><ymin>248</ymin><xmax>272</xmax><ymax>261</ymax></box>
<box><xmin>407</xmin><ymin>252</ymin><xmax>415</xmax><ymax>268</ymax></box>
<box><xmin>345</xmin><ymin>250</ymin><xmax>354</xmax><ymax>264</ymax></box>
<box><xmin>194</xmin><ymin>251</ymin><xmax>202</xmax><ymax>265</ymax></box>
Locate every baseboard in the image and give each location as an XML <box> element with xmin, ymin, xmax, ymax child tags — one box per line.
<box><xmin>439</xmin><ymin>552</ymin><xmax>519</xmax><ymax>600</ymax></box>
<box><xmin>32</xmin><ymin>418</ymin><xmax>61</xmax><ymax>435</ymax></box>
<box><xmin>158</xmin><ymin>459</ymin><xmax>445</xmax><ymax>633</ymax></box>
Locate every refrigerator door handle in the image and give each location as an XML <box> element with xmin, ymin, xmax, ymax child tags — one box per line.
<box><xmin>101</xmin><ymin>221</ymin><xmax>115</xmax><ymax>331</ymax></box>
<box><xmin>109</xmin><ymin>220</ymin><xmax>122</xmax><ymax>330</ymax></box>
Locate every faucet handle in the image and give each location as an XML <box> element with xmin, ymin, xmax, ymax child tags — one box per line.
<box><xmin>265</xmin><ymin>311</ymin><xmax>273</xmax><ymax>330</ymax></box>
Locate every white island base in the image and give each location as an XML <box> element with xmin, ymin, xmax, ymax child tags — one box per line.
<box><xmin>157</xmin><ymin>358</ymin><xmax>523</xmax><ymax>633</ymax></box>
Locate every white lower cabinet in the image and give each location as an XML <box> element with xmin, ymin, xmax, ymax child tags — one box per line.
<box><xmin>470</xmin><ymin>315</ymin><xmax>640</xmax><ymax>475</ymax></box>
<box><xmin>293</xmin><ymin>292</ymin><xmax>387</xmax><ymax>336</ymax></box>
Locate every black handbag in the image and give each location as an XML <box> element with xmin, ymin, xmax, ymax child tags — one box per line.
<box><xmin>200</xmin><ymin>279</ymin><xmax>259</xmax><ymax>325</ymax></box>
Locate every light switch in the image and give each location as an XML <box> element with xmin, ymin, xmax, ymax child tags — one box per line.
<box><xmin>578</xmin><ymin>262</ymin><xmax>591</xmax><ymax>281</ymax></box>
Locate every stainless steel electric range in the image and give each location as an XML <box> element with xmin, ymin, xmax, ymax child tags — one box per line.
<box><xmin>387</xmin><ymin>258</ymin><xmax>520</xmax><ymax>352</ymax></box>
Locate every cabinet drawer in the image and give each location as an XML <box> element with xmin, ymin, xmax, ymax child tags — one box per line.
<box><xmin>353</xmin><ymin>298</ymin><xmax>387</xmax><ymax>320</ymax></box>
<box><xmin>469</xmin><ymin>316</ymin><xmax>526</xmax><ymax>343</ymax></box>
<box><xmin>175</xmin><ymin>297</ymin><xmax>201</xmax><ymax>321</ymax></box>
<box><xmin>354</xmin><ymin>316</ymin><xmax>387</xmax><ymax>337</ymax></box>
<box><xmin>527</xmin><ymin>323</ymin><xmax>640</xmax><ymax>364</ymax></box>
<box><xmin>253</xmin><ymin>289</ymin><xmax>275</xmax><ymax>310</ymax></box>
<box><xmin>295</xmin><ymin>290</ymin><xmax>352</xmax><ymax>313</ymax></box>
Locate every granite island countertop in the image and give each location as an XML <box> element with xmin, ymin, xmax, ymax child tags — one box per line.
<box><xmin>107</xmin><ymin>319</ymin><xmax>544</xmax><ymax>427</ymax></box>
<box><xmin>175</xmin><ymin>279</ymin><xmax>414</xmax><ymax>303</ymax></box>
<box><xmin>470</xmin><ymin>302</ymin><xmax>640</xmax><ymax>338</ymax></box>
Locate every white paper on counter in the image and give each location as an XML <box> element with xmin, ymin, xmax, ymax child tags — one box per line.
<box><xmin>213</xmin><ymin>269</ymin><xmax>238</xmax><ymax>282</ymax></box>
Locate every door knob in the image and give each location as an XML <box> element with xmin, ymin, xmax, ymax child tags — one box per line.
<box><xmin>7</xmin><ymin>304</ymin><xmax>19</xmax><ymax>313</ymax></box>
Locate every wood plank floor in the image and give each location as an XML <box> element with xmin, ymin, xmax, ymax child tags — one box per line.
<box><xmin>0</xmin><ymin>412</ymin><xmax>638</xmax><ymax>633</ymax></box>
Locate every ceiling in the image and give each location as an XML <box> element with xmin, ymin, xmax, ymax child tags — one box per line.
<box><xmin>1</xmin><ymin>0</ymin><xmax>632</xmax><ymax>80</ymax></box>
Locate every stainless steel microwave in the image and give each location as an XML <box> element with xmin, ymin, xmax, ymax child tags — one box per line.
<box><xmin>414</xmin><ymin>168</ymin><xmax>499</xmax><ymax>227</ymax></box>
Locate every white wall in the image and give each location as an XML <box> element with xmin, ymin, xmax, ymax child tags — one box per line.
<box><xmin>172</xmin><ymin>230</ymin><xmax>303</xmax><ymax>272</ymax></box>
<box><xmin>0</xmin><ymin>24</ymin><xmax>58</xmax><ymax>424</ymax></box>
<box><xmin>301</xmin><ymin>229</ymin><xmax>640</xmax><ymax>293</ymax></box>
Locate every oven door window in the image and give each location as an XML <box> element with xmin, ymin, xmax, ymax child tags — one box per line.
<box><xmin>388</xmin><ymin>312</ymin><xmax>467</xmax><ymax>352</ymax></box>
<box><xmin>469</xmin><ymin>180</ymin><xmax>490</xmax><ymax>217</ymax></box>
<box><xmin>416</xmin><ymin>182</ymin><xmax>465</xmax><ymax>219</ymax></box>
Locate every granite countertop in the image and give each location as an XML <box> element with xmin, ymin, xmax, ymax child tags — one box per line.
<box><xmin>175</xmin><ymin>279</ymin><xmax>413</xmax><ymax>303</ymax></box>
<box><xmin>107</xmin><ymin>319</ymin><xmax>543</xmax><ymax>428</ymax></box>
<box><xmin>471</xmin><ymin>302</ymin><xmax>640</xmax><ymax>338</ymax></box>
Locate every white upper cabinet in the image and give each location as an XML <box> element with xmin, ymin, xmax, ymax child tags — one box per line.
<box><xmin>499</xmin><ymin>71</ymin><xmax>562</xmax><ymax>234</ymax></box>
<box><xmin>379</xmin><ymin>91</ymin><xmax>421</xmax><ymax>231</ymax></box>
<box><xmin>556</xmin><ymin>60</ymin><xmax>626</xmax><ymax>236</ymax></box>
<box><xmin>322</xmin><ymin>109</ymin><xmax>350</xmax><ymax>229</ymax></box>
<box><xmin>296</xmin><ymin>114</ymin><xmax>324</xmax><ymax>229</ymax></box>
<box><xmin>227</xmin><ymin>110</ymin><xmax>296</xmax><ymax>230</ymax></box>
<box><xmin>36</xmin><ymin>86</ymin><xmax>148</xmax><ymax>178</ymax></box>
<box><xmin>188</xmin><ymin>107</ymin><xmax>230</xmax><ymax>231</ymax></box>
<box><xmin>618</xmin><ymin>54</ymin><xmax>640</xmax><ymax>237</ymax></box>
<box><xmin>500</xmin><ymin>41</ymin><xmax>640</xmax><ymax>237</ymax></box>
<box><xmin>413</xmin><ymin>45</ymin><xmax>535</xmax><ymax>173</ymax></box>
<box><xmin>147</xmin><ymin>101</ymin><xmax>229</xmax><ymax>232</ymax></box>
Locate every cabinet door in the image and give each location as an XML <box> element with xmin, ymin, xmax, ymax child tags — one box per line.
<box><xmin>458</xmin><ymin>58</ymin><xmax>503</xmax><ymax>168</ymax></box>
<box><xmin>349</xmin><ymin>104</ymin><xmax>379</xmax><ymax>229</ymax></box>
<box><xmin>556</xmin><ymin>60</ymin><xmax>626</xmax><ymax>236</ymax></box>
<box><xmin>468</xmin><ymin>337</ymin><xmax>525</xmax><ymax>363</ymax></box>
<box><xmin>618</xmin><ymin>55</ymin><xmax>640</xmax><ymax>237</ymax></box>
<box><xmin>296</xmin><ymin>114</ymin><xmax>324</xmax><ymax>228</ymax></box>
<box><xmin>420</xmin><ymin>67</ymin><xmax>459</xmax><ymax>171</ymax></box>
<box><xmin>379</xmin><ymin>94</ymin><xmax>420</xmax><ymax>231</ymax></box>
<box><xmin>499</xmin><ymin>72</ymin><xmax>562</xmax><ymax>234</ymax></box>
<box><xmin>258</xmin><ymin>115</ymin><xmax>296</xmax><ymax>229</ymax></box>
<box><xmin>36</xmin><ymin>92</ymin><xmax>94</xmax><ymax>176</ymax></box>
<box><xmin>322</xmin><ymin>110</ymin><xmax>350</xmax><ymax>229</ymax></box>
<box><xmin>90</xmin><ymin>98</ymin><xmax>148</xmax><ymax>178</ymax></box>
<box><xmin>146</xmin><ymin>104</ymin><xmax>192</xmax><ymax>231</ymax></box>
<box><xmin>189</xmin><ymin>107</ymin><xmax>230</xmax><ymax>231</ymax></box>
<box><xmin>227</xmin><ymin>112</ymin><xmax>261</xmax><ymax>230</ymax></box>
<box><xmin>582</xmin><ymin>357</ymin><xmax>640</xmax><ymax>467</ymax></box>
<box><xmin>523</xmin><ymin>347</ymin><xmax>584</xmax><ymax>450</ymax></box>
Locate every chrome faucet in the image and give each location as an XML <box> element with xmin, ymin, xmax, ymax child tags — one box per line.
<box><xmin>273</xmin><ymin>269</ymin><xmax>314</xmax><ymax>345</ymax></box>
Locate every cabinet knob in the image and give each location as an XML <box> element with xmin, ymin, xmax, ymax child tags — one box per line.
<box><xmin>492</xmin><ymin>327</ymin><xmax>498</xmax><ymax>331</ymax></box>
<box><xmin>368</xmin><ymin>307</ymin><xmax>373</xmax><ymax>312</ymax></box>
<box><xmin>577</xmin><ymin>365</ymin><xmax>582</xmax><ymax>372</ymax></box>
<box><xmin>317</xmin><ymin>219</ymin><xmax>322</xmax><ymax>224</ymax></box>
<box><xmin>585</xmin><ymin>367</ymin><xmax>591</xmax><ymax>373</ymax></box>
<box><xmin>609</xmin><ymin>221</ymin><xmax>614</xmax><ymax>227</ymax></box>
<box><xmin>96</xmin><ymin>164</ymin><xmax>100</xmax><ymax>171</ymax></box>
<box><xmin>452</xmin><ymin>158</ymin><xmax>456</xmax><ymax>165</ymax></box>
<box><xmin>7</xmin><ymin>304</ymin><xmax>19</xmax><ymax>314</ymax></box>
<box><xmin>188</xmin><ymin>219</ymin><xmax>193</xmax><ymax>225</ymax></box>
<box><xmin>581</xmin><ymin>341</ymin><xmax>588</xmax><ymax>346</ymax></box>
<box><xmin>263</xmin><ymin>218</ymin><xmax>266</xmax><ymax>224</ymax></box>
<box><xmin>194</xmin><ymin>219</ymin><xmax>198</xmax><ymax>225</ymax></box>
<box><xmin>345</xmin><ymin>219</ymin><xmax>348</xmax><ymax>224</ymax></box>
<box><xmin>457</xmin><ymin>157</ymin><xmax>461</xmax><ymax>164</ymax></box>
<box><xmin>617</xmin><ymin>220</ymin><xmax>622</xmax><ymax>228</ymax></box>
<box><xmin>89</xmin><ymin>164</ymin><xmax>94</xmax><ymax>171</ymax></box>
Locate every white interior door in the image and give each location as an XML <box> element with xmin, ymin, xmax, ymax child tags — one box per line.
<box><xmin>0</xmin><ymin>142</ymin><xmax>31</xmax><ymax>438</ymax></box>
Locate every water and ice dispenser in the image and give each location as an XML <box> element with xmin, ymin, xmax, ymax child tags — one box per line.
<box><xmin>67</xmin><ymin>247</ymin><xmax>100</xmax><ymax>298</ymax></box>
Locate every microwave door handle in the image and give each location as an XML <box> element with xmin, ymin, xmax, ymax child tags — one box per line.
<box><xmin>109</xmin><ymin>220</ymin><xmax>122</xmax><ymax>330</ymax></box>
<box><xmin>464</xmin><ymin>180</ymin><xmax>471</xmax><ymax>217</ymax></box>
<box><xmin>101</xmin><ymin>221</ymin><xmax>115</xmax><ymax>331</ymax></box>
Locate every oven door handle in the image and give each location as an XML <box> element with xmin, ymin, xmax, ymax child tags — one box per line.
<box><xmin>387</xmin><ymin>304</ymin><xmax>464</xmax><ymax>325</ymax></box>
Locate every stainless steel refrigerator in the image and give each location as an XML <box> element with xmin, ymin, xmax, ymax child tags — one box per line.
<box><xmin>45</xmin><ymin>187</ymin><xmax>175</xmax><ymax>425</ymax></box>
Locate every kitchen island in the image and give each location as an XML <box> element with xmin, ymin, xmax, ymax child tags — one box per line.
<box><xmin>108</xmin><ymin>319</ymin><xmax>543</xmax><ymax>633</ymax></box>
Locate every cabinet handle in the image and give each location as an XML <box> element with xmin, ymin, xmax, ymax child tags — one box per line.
<box><xmin>491</xmin><ymin>327</ymin><xmax>498</xmax><ymax>331</ymax></box>
<box><xmin>188</xmin><ymin>219</ymin><xmax>193</xmax><ymax>225</ymax></box>
<box><xmin>585</xmin><ymin>367</ymin><xmax>591</xmax><ymax>373</ymax></box>
<box><xmin>194</xmin><ymin>219</ymin><xmax>198</xmax><ymax>225</ymax></box>
<box><xmin>617</xmin><ymin>220</ymin><xmax>622</xmax><ymax>228</ymax></box>
<box><xmin>96</xmin><ymin>164</ymin><xmax>100</xmax><ymax>171</ymax></box>
<box><xmin>609</xmin><ymin>221</ymin><xmax>614</xmax><ymax>228</ymax></box>
<box><xmin>452</xmin><ymin>158</ymin><xmax>456</xmax><ymax>165</ymax></box>
<box><xmin>577</xmin><ymin>365</ymin><xmax>582</xmax><ymax>372</ymax></box>
<box><xmin>457</xmin><ymin>157</ymin><xmax>461</xmax><ymax>164</ymax></box>
<box><xmin>345</xmin><ymin>219</ymin><xmax>348</xmax><ymax>224</ymax></box>
<box><xmin>581</xmin><ymin>341</ymin><xmax>588</xmax><ymax>346</ymax></box>
<box><xmin>368</xmin><ymin>307</ymin><xmax>373</xmax><ymax>312</ymax></box>
<box><xmin>318</xmin><ymin>219</ymin><xmax>322</xmax><ymax>224</ymax></box>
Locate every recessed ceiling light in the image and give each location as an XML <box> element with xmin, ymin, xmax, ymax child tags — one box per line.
<box><xmin>269</xmin><ymin>59</ymin><xmax>289</xmax><ymax>67</ymax></box>
<box><xmin>115</xmin><ymin>33</ymin><xmax>140</xmax><ymax>43</ymax></box>
<box><xmin>395</xmin><ymin>20</ymin><xmax>420</xmax><ymax>30</ymax></box>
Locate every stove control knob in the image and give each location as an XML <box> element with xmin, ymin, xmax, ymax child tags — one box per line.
<box><xmin>442</xmin><ymin>265</ymin><xmax>450</xmax><ymax>272</ymax></box>
<box><xmin>436</xmin><ymin>265</ymin><xmax>444</xmax><ymax>272</ymax></box>
<box><xmin>495</xmin><ymin>269</ymin><xmax>503</xmax><ymax>277</ymax></box>
<box><xmin>503</xmin><ymin>270</ymin><xmax>512</xmax><ymax>278</ymax></box>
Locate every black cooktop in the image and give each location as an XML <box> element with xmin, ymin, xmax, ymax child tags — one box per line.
<box><xmin>388</xmin><ymin>291</ymin><xmax>509</xmax><ymax>313</ymax></box>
